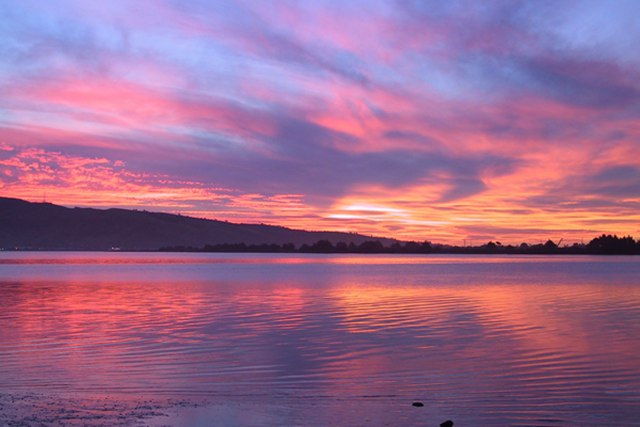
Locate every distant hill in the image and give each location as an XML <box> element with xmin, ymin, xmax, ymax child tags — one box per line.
<box><xmin>0</xmin><ymin>197</ymin><xmax>395</xmax><ymax>251</ymax></box>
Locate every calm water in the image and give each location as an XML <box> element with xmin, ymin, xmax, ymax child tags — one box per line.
<box><xmin>1</xmin><ymin>252</ymin><xmax>639</xmax><ymax>426</ymax></box>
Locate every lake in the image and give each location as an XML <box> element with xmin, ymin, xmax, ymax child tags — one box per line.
<box><xmin>1</xmin><ymin>252</ymin><xmax>639</xmax><ymax>426</ymax></box>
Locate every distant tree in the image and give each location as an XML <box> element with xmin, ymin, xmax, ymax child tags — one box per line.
<box><xmin>421</xmin><ymin>241</ymin><xmax>433</xmax><ymax>253</ymax></box>
<box><xmin>309</xmin><ymin>240</ymin><xmax>334</xmax><ymax>253</ymax></box>
<box><xmin>485</xmin><ymin>241</ymin><xmax>497</xmax><ymax>249</ymax></box>
<box><xmin>299</xmin><ymin>244</ymin><xmax>311</xmax><ymax>252</ymax></box>
<box><xmin>587</xmin><ymin>234</ymin><xmax>638</xmax><ymax>254</ymax></box>
<box><xmin>390</xmin><ymin>242</ymin><xmax>403</xmax><ymax>253</ymax></box>
<box><xmin>543</xmin><ymin>239</ymin><xmax>558</xmax><ymax>253</ymax></box>
<box><xmin>358</xmin><ymin>240</ymin><xmax>384</xmax><ymax>253</ymax></box>
<box><xmin>403</xmin><ymin>242</ymin><xmax>422</xmax><ymax>254</ymax></box>
<box><xmin>335</xmin><ymin>241</ymin><xmax>348</xmax><ymax>253</ymax></box>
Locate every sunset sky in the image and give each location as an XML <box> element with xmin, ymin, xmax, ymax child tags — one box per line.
<box><xmin>1</xmin><ymin>0</ymin><xmax>639</xmax><ymax>244</ymax></box>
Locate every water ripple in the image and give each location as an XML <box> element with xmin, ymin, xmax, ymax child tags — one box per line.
<box><xmin>1</xmin><ymin>253</ymin><xmax>640</xmax><ymax>425</ymax></box>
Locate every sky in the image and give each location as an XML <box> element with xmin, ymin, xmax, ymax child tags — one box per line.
<box><xmin>1</xmin><ymin>0</ymin><xmax>639</xmax><ymax>244</ymax></box>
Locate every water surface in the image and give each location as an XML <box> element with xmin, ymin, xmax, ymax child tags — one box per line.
<box><xmin>1</xmin><ymin>253</ymin><xmax>639</xmax><ymax>426</ymax></box>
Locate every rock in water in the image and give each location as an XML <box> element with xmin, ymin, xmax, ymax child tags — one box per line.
<box><xmin>411</xmin><ymin>401</ymin><xmax>424</xmax><ymax>407</ymax></box>
<box><xmin>440</xmin><ymin>420</ymin><xmax>454</xmax><ymax>427</ymax></box>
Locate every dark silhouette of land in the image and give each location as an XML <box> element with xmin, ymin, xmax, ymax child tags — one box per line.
<box><xmin>0</xmin><ymin>197</ymin><xmax>395</xmax><ymax>251</ymax></box>
<box><xmin>1</xmin><ymin>197</ymin><xmax>637</xmax><ymax>254</ymax></box>
<box><xmin>162</xmin><ymin>235</ymin><xmax>640</xmax><ymax>255</ymax></box>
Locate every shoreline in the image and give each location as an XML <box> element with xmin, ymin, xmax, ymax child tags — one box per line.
<box><xmin>0</xmin><ymin>392</ymin><xmax>206</xmax><ymax>427</ymax></box>
<box><xmin>0</xmin><ymin>392</ymin><xmax>456</xmax><ymax>427</ymax></box>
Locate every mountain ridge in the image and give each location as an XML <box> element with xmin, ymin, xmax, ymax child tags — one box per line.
<box><xmin>0</xmin><ymin>197</ymin><xmax>396</xmax><ymax>250</ymax></box>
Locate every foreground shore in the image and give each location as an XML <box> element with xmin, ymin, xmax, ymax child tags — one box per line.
<box><xmin>0</xmin><ymin>392</ymin><xmax>458</xmax><ymax>426</ymax></box>
<box><xmin>0</xmin><ymin>392</ymin><xmax>204</xmax><ymax>427</ymax></box>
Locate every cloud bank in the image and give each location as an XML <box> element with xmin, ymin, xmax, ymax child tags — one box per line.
<box><xmin>1</xmin><ymin>0</ymin><xmax>639</xmax><ymax>242</ymax></box>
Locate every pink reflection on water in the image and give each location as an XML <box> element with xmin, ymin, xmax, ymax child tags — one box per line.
<box><xmin>1</xmin><ymin>253</ymin><xmax>640</xmax><ymax>426</ymax></box>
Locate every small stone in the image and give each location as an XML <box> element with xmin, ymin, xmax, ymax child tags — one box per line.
<box><xmin>440</xmin><ymin>420</ymin><xmax>454</xmax><ymax>427</ymax></box>
<box><xmin>411</xmin><ymin>401</ymin><xmax>424</xmax><ymax>407</ymax></box>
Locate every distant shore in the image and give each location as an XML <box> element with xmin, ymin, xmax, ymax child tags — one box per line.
<box><xmin>3</xmin><ymin>234</ymin><xmax>639</xmax><ymax>255</ymax></box>
<box><xmin>157</xmin><ymin>234</ymin><xmax>640</xmax><ymax>255</ymax></box>
<box><xmin>3</xmin><ymin>198</ymin><xmax>639</xmax><ymax>255</ymax></box>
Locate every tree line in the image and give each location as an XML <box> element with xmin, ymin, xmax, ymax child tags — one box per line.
<box><xmin>160</xmin><ymin>234</ymin><xmax>640</xmax><ymax>255</ymax></box>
